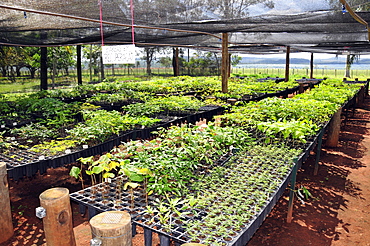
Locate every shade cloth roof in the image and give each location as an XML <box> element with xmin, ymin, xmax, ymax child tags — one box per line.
<box><xmin>0</xmin><ymin>0</ymin><xmax>369</xmax><ymax>55</ymax></box>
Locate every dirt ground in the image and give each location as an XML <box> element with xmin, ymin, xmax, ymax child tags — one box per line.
<box><xmin>1</xmin><ymin>97</ymin><xmax>370</xmax><ymax>246</ymax></box>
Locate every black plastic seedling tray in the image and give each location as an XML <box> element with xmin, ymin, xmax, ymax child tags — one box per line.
<box><xmin>70</xmin><ymin>150</ymin><xmax>298</xmax><ymax>246</ymax></box>
<box><xmin>4</xmin><ymin>106</ymin><xmax>224</xmax><ymax>181</ymax></box>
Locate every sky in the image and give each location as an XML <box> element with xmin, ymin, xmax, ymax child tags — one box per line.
<box><xmin>248</xmin><ymin>0</ymin><xmax>332</xmax><ymax>16</ymax></box>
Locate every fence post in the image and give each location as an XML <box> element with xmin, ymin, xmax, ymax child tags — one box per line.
<box><xmin>39</xmin><ymin>187</ymin><xmax>76</xmax><ymax>246</ymax></box>
<box><xmin>0</xmin><ymin>162</ymin><xmax>13</xmax><ymax>243</ymax></box>
<box><xmin>90</xmin><ymin>211</ymin><xmax>131</xmax><ymax>246</ymax></box>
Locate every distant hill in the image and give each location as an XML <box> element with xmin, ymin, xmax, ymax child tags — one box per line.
<box><xmin>240</xmin><ymin>57</ymin><xmax>370</xmax><ymax>65</ymax></box>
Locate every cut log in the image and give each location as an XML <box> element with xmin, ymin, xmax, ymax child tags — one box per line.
<box><xmin>39</xmin><ymin>187</ymin><xmax>76</xmax><ymax>246</ymax></box>
<box><xmin>90</xmin><ymin>211</ymin><xmax>132</xmax><ymax>246</ymax></box>
<box><xmin>0</xmin><ymin>162</ymin><xmax>13</xmax><ymax>243</ymax></box>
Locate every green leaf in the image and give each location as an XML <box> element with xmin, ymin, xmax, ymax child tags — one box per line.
<box><xmin>103</xmin><ymin>172</ymin><xmax>115</xmax><ymax>179</ymax></box>
<box><xmin>130</xmin><ymin>173</ymin><xmax>144</xmax><ymax>182</ymax></box>
<box><xmin>123</xmin><ymin>182</ymin><xmax>140</xmax><ymax>190</ymax></box>
<box><xmin>69</xmin><ymin>166</ymin><xmax>81</xmax><ymax>179</ymax></box>
<box><xmin>92</xmin><ymin>165</ymin><xmax>104</xmax><ymax>174</ymax></box>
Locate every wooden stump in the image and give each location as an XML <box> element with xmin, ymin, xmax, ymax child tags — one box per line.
<box><xmin>0</xmin><ymin>162</ymin><xmax>13</xmax><ymax>243</ymax></box>
<box><xmin>39</xmin><ymin>187</ymin><xmax>76</xmax><ymax>246</ymax></box>
<box><xmin>90</xmin><ymin>211</ymin><xmax>132</xmax><ymax>246</ymax></box>
<box><xmin>326</xmin><ymin>108</ymin><xmax>342</xmax><ymax>147</ymax></box>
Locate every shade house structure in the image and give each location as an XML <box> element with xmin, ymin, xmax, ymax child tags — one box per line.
<box><xmin>0</xmin><ymin>0</ymin><xmax>369</xmax><ymax>53</ymax></box>
<box><xmin>1</xmin><ymin>1</ymin><xmax>370</xmax><ymax>246</ymax></box>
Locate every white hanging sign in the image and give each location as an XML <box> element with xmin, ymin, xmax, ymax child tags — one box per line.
<box><xmin>102</xmin><ymin>45</ymin><xmax>136</xmax><ymax>64</ymax></box>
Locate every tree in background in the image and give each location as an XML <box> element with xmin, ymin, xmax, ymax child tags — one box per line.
<box><xmin>142</xmin><ymin>47</ymin><xmax>170</xmax><ymax>75</ymax></box>
<box><xmin>184</xmin><ymin>51</ymin><xmax>220</xmax><ymax>76</ymax></box>
<box><xmin>22</xmin><ymin>47</ymin><xmax>40</xmax><ymax>79</ymax></box>
<box><xmin>143</xmin><ymin>47</ymin><xmax>156</xmax><ymax>75</ymax></box>
<box><xmin>48</xmin><ymin>46</ymin><xmax>76</xmax><ymax>77</ymax></box>
<box><xmin>83</xmin><ymin>45</ymin><xmax>102</xmax><ymax>81</ymax></box>
<box><xmin>231</xmin><ymin>55</ymin><xmax>242</xmax><ymax>66</ymax></box>
<box><xmin>344</xmin><ymin>54</ymin><xmax>358</xmax><ymax>78</ymax></box>
<box><xmin>0</xmin><ymin>47</ymin><xmax>46</xmax><ymax>82</ymax></box>
<box><xmin>0</xmin><ymin>46</ymin><xmax>26</xmax><ymax>81</ymax></box>
<box><xmin>159</xmin><ymin>56</ymin><xmax>172</xmax><ymax>68</ymax></box>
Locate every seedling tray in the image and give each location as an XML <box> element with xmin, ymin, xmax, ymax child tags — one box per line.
<box><xmin>5</xmin><ymin>106</ymin><xmax>224</xmax><ymax>180</ymax></box>
<box><xmin>70</xmin><ymin>150</ymin><xmax>300</xmax><ymax>246</ymax></box>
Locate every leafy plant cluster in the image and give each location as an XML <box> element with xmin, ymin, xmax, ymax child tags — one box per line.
<box><xmin>85</xmin><ymin>90</ymin><xmax>149</xmax><ymax>104</ymax></box>
<box><xmin>66</xmin><ymin>109</ymin><xmax>161</xmax><ymax>146</ymax></box>
<box><xmin>1</xmin><ymin>95</ymin><xmax>80</xmax><ymax>124</ymax></box>
<box><xmin>116</xmin><ymin>76</ymin><xmax>221</xmax><ymax>95</ymax></box>
<box><xmin>28</xmin><ymin>76</ymin><xmax>299</xmax><ymax>101</ymax></box>
<box><xmin>1</xmin><ymin>94</ymin><xmax>81</xmax><ymax>145</ymax></box>
<box><xmin>122</xmin><ymin>96</ymin><xmax>207</xmax><ymax>117</ymax></box>
<box><xmin>66</xmin><ymin>78</ymin><xmax>361</xmax><ymax>244</ymax></box>
<box><xmin>216</xmin><ymin>80</ymin><xmax>359</xmax><ymax>145</ymax></box>
<box><xmin>26</xmin><ymin>109</ymin><xmax>160</xmax><ymax>156</ymax></box>
<box><xmin>15</xmin><ymin>96</ymin><xmax>80</xmax><ymax>128</ymax></box>
<box><xmin>294</xmin><ymin>80</ymin><xmax>361</xmax><ymax>106</ymax></box>
<box><xmin>71</xmin><ymin>123</ymin><xmax>254</xmax><ymax>197</ymax></box>
<box><xmin>214</xmin><ymin>79</ymin><xmax>298</xmax><ymax>99</ymax></box>
<box><xmin>215</xmin><ymin>97</ymin><xmax>336</xmax><ymax>144</ymax></box>
<box><xmin>0</xmin><ymin>82</ymin><xmax>212</xmax><ymax>157</ymax></box>
<box><xmin>181</xmin><ymin>145</ymin><xmax>300</xmax><ymax>244</ymax></box>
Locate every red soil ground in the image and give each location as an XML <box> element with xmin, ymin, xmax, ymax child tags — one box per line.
<box><xmin>1</xmin><ymin>97</ymin><xmax>370</xmax><ymax>246</ymax></box>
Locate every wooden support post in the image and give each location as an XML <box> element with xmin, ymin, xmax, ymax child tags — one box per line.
<box><xmin>90</xmin><ymin>211</ymin><xmax>131</xmax><ymax>246</ymax></box>
<box><xmin>77</xmin><ymin>45</ymin><xmax>83</xmax><ymax>85</ymax></box>
<box><xmin>221</xmin><ymin>32</ymin><xmax>229</xmax><ymax>93</ymax></box>
<box><xmin>100</xmin><ymin>55</ymin><xmax>105</xmax><ymax>81</ymax></box>
<box><xmin>40</xmin><ymin>46</ymin><xmax>48</xmax><ymax>90</ymax></box>
<box><xmin>39</xmin><ymin>187</ymin><xmax>76</xmax><ymax>246</ymax></box>
<box><xmin>0</xmin><ymin>162</ymin><xmax>13</xmax><ymax>243</ymax></box>
<box><xmin>228</xmin><ymin>53</ymin><xmax>231</xmax><ymax>77</ymax></box>
<box><xmin>326</xmin><ymin>108</ymin><xmax>342</xmax><ymax>147</ymax></box>
<box><xmin>175</xmin><ymin>47</ymin><xmax>180</xmax><ymax>76</ymax></box>
<box><xmin>310</xmin><ymin>53</ymin><xmax>314</xmax><ymax>79</ymax></box>
<box><xmin>284</xmin><ymin>46</ymin><xmax>290</xmax><ymax>82</ymax></box>
<box><xmin>287</xmin><ymin>163</ymin><xmax>298</xmax><ymax>223</ymax></box>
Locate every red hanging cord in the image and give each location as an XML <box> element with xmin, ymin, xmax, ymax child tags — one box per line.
<box><xmin>99</xmin><ymin>0</ymin><xmax>104</xmax><ymax>46</ymax></box>
<box><xmin>130</xmin><ymin>0</ymin><xmax>135</xmax><ymax>44</ymax></box>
